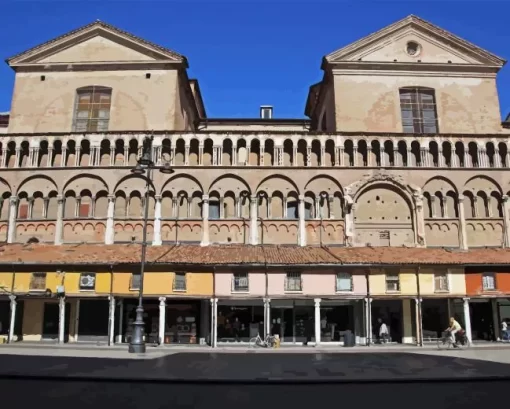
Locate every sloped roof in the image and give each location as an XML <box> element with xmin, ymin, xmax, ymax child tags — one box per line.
<box><xmin>324</xmin><ymin>14</ymin><xmax>506</xmax><ymax>67</ymax></box>
<box><xmin>1</xmin><ymin>243</ymin><xmax>510</xmax><ymax>267</ymax></box>
<box><xmin>6</xmin><ymin>20</ymin><xmax>186</xmax><ymax>65</ymax></box>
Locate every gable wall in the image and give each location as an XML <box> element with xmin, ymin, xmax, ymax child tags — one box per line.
<box><xmin>8</xmin><ymin>69</ymin><xmax>181</xmax><ymax>133</ymax></box>
<box><xmin>331</xmin><ymin>73</ymin><xmax>502</xmax><ymax>134</ymax></box>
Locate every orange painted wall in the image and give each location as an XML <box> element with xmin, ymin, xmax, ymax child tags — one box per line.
<box><xmin>465</xmin><ymin>272</ymin><xmax>510</xmax><ymax>295</ymax></box>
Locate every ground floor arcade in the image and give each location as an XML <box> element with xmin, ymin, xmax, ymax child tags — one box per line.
<box><xmin>1</xmin><ymin>295</ymin><xmax>508</xmax><ymax>346</ymax></box>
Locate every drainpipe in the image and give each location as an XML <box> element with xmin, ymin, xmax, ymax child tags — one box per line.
<box><xmin>416</xmin><ymin>265</ymin><xmax>423</xmax><ymax>347</ymax></box>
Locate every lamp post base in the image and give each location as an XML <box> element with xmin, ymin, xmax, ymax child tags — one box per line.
<box><xmin>128</xmin><ymin>305</ymin><xmax>146</xmax><ymax>354</ymax></box>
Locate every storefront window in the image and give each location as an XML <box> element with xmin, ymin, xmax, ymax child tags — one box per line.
<box><xmin>217</xmin><ymin>305</ymin><xmax>264</xmax><ymax>342</ymax></box>
<box><xmin>164</xmin><ymin>302</ymin><xmax>200</xmax><ymax>344</ymax></box>
<box><xmin>320</xmin><ymin>305</ymin><xmax>354</xmax><ymax>342</ymax></box>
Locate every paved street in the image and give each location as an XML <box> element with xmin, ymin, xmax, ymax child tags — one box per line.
<box><xmin>0</xmin><ymin>347</ymin><xmax>508</xmax><ymax>408</ymax></box>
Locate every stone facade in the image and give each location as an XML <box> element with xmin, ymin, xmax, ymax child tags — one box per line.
<box><xmin>1</xmin><ymin>15</ymin><xmax>510</xmax><ymax>346</ymax></box>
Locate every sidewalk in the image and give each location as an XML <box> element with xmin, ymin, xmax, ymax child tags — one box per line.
<box><xmin>2</xmin><ymin>341</ymin><xmax>510</xmax><ymax>355</ymax></box>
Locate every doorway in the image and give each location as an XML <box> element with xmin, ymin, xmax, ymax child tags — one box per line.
<box><xmin>371</xmin><ymin>300</ymin><xmax>403</xmax><ymax>343</ymax></box>
<box><xmin>42</xmin><ymin>302</ymin><xmax>70</xmax><ymax>342</ymax></box>
<box><xmin>78</xmin><ymin>299</ymin><xmax>109</xmax><ymax>342</ymax></box>
<box><xmin>470</xmin><ymin>301</ymin><xmax>494</xmax><ymax>341</ymax></box>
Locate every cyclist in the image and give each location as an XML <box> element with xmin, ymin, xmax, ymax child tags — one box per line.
<box><xmin>445</xmin><ymin>317</ymin><xmax>462</xmax><ymax>347</ymax></box>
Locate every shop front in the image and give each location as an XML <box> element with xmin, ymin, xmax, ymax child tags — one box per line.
<box><xmin>370</xmin><ymin>299</ymin><xmax>408</xmax><ymax>344</ymax></box>
<box><xmin>163</xmin><ymin>299</ymin><xmax>202</xmax><ymax>345</ymax></box>
<box><xmin>421</xmin><ymin>298</ymin><xmax>449</xmax><ymax>342</ymax></box>
<box><xmin>318</xmin><ymin>299</ymin><xmax>363</xmax><ymax>345</ymax></box>
<box><xmin>217</xmin><ymin>299</ymin><xmax>264</xmax><ymax>343</ymax></box>
<box><xmin>269</xmin><ymin>299</ymin><xmax>314</xmax><ymax>345</ymax></box>
<box><xmin>121</xmin><ymin>298</ymin><xmax>204</xmax><ymax>345</ymax></box>
<box><xmin>76</xmin><ymin>298</ymin><xmax>109</xmax><ymax>342</ymax></box>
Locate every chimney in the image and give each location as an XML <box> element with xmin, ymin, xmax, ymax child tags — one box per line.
<box><xmin>260</xmin><ymin>105</ymin><xmax>273</xmax><ymax>119</ymax></box>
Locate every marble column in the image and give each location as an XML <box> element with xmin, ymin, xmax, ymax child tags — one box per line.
<box><xmin>201</xmin><ymin>195</ymin><xmax>209</xmax><ymax>246</ymax></box>
<box><xmin>463</xmin><ymin>298</ymin><xmax>472</xmax><ymax>343</ymax></box>
<box><xmin>249</xmin><ymin>196</ymin><xmax>258</xmax><ymax>245</ymax></box>
<box><xmin>159</xmin><ymin>297</ymin><xmax>166</xmax><ymax>345</ymax></box>
<box><xmin>153</xmin><ymin>196</ymin><xmax>162</xmax><ymax>245</ymax></box>
<box><xmin>7</xmin><ymin>196</ymin><xmax>17</xmax><ymax>244</ymax></box>
<box><xmin>314</xmin><ymin>298</ymin><xmax>321</xmax><ymax>346</ymax></box>
<box><xmin>108</xmin><ymin>295</ymin><xmax>115</xmax><ymax>346</ymax></box>
<box><xmin>104</xmin><ymin>195</ymin><xmax>115</xmax><ymax>245</ymax></box>
<box><xmin>58</xmin><ymin>296</ymin><xmax>66</xmax><ymax>344</ymax></box>
<box><xmin>298</xmin><ymin>195</ymin><xmax>306</xmax><ymax>246</ymax></box>
<box><xmin>8</xmin><ymin>295</ymin><xmax>16</xmax><ymax>343</ymax></box>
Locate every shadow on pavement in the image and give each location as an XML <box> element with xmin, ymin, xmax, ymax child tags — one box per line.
<box><xmin>1</xmin><ymin>352</ymin><xmax>510</xmax><ymax>382</ymax></box>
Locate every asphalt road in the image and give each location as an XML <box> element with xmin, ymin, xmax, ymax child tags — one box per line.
<box><xmin>1</xmin><ymin>351</ymin><xmax>510</xmax><ymax>381</ymax></box>
<box><xmin>1</xmin><ymin>352</ymin><xmax>509</xmax><ymax>408</ymax></box>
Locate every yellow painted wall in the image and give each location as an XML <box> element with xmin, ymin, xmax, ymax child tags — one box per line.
<box><xmin>0</xmin><ymin>273</ymin><xmax>13</xmax><ymax>291</ymax></box>
<box><xmin>63</xmin><ymin>272</ymin><xmax>111</xmax><ymax>295</ymax></box>
<box><xmin>369</xmin><ymin>269</ymin><xmax>418</xmax><ymax>296</ymax></box>
<box><xmin>418</xmin><ymin>268</ymin><xmax>466</xmax><ymax>296</ymax></box>
<box><xmin>22</xmin><ymin>299</ymin><xmax>44</xmax><ymax>341</ymax></box>
<box><xmin>13</xmin><ymin>272</ymin><xmax>64</xmax><ymax>293</ymax></box>
<box><xmin>112</xmin><ymin>272</ymin><xmax>214</xmax><ymax>296</ymax></box>
<box><xmin>21</xmin><ymin>298</ymin><xmax>78</xmax><ymax>342</ymax></box>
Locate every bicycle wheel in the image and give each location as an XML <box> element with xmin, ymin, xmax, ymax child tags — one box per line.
<box><xmin>437</xmin><ymin>337</ymin><xmax>451</xmax><ymax>350</ymax></box>
<box><xmin>249</xmin><ymin>336</ymin><xmax>260</xmax><ymax>348</ymax></box>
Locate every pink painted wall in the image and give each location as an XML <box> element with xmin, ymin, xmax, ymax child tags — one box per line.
<box><xmin>214</xmin><ymin>272</ymin><xmax>266</xmax><ymax>296</ymax></box>
<box><xmin>267</xmin><ymin>270</ymin><xmax>368</xmax><ymax>296</ymax></box>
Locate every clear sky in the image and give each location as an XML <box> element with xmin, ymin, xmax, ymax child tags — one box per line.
<box><xmin>1</xmin><ymin>0</ymin><xmax>509</xmax><ymax>120</ymax></box>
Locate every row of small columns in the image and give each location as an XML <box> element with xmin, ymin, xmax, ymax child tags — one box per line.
<box><xmin>3</xmin><ymin>143</ymin><xmax>510</xmax><ymax>169</ymax></box>
<box><xmin>4</xmin><ymin>193</ymin><xmax>510</xmax><ymax>249</ymax></box>
<box><xmin>3</xmin><ymin>295</ymin><xmax>478</xmax><ymax>346</ymax></box>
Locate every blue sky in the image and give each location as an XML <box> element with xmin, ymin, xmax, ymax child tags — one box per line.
<box><xmin>1</xmin><ymin>1</ymin><xmax>509</xmax><ymax>119</ymax></box>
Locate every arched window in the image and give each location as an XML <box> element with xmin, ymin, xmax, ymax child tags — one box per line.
<box><xmin>73</xmin><ymin>86</ymin><xmax>112</xmax><ymax>132</ymax></box>
<box><xmin>399</xmin><ymin>87</ymin><xmax>438</xmax><ymax>134</ymax></box>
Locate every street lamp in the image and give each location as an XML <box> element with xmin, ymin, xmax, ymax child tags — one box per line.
<box><xmin>129</xmin><ymin>135</ymin><xmax>174</xmax><ymax>354</ymax></box>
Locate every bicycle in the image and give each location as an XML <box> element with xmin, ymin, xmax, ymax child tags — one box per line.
<box><xmin>249</xmin><ymin>333</ymin><xmax>276</xmax><ymax>348</ymax></box>
<box><xmin>437</xmin><ymin>329</ymin><xmax>470</xmax><ymax>350</ymax></box>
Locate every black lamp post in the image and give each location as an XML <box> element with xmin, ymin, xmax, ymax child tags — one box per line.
<box><xmin>128</xmin><ymin>135</ymin><xmax>174</xmax><ymax>354</ymax></box>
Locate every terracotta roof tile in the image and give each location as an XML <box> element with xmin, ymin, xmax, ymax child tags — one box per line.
<box><xmin>1</xmin><ymin>244</ymin><xmax>510</xmax><ymax>267</ymax></box>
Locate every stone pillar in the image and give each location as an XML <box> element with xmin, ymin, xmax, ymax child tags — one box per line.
<box><xmin>365</xmin><ymin>297</ymin><xmax>372</xmax><ymax>345</ymax></box>
<box><xmin>458</xmin><ymin>194</ymin><xmax>468</xmax><ymax>250</ymax></box>
<box><xmin>210</xmin><ymin>298</ymin><xmax>218</xmax><ymax>348</ymax></box>
<box><xmin>108</xmin><ymin>295</ymin><xmax>115</xmax><ymax>346</ymax></box>
<box><xmin>264</xmin><ymin>298</ymin><xmax>271</xmax><ymax>338</ymax></box>
<box><xmin>463</xmin><ymin>298</ymin><xmax>472</xmax><ymax>343</ymax></box>
<box><xmin>159</xmin><ymin>297</ymin><xmax>166</xmax><ymax>345</ymax></box>
<box><xmin>153</xmin><ymin>196</ymin><xmax>162</xmax><ymax>245</ymax></box>
<box><xmin>104</xmin><ymin>195</ymin><xmax>115</xmax><ymax>245</ymax></box>
<box><xmin>58</xmin><ymin>296</ymin><xmax>66</xmax><ymax>344</ymax></box>
<box><xmin>413</xmin><ymin>193</ymin><xmax>426</xmax><ymax>247</ymax></box>
<box><xmin>249</xmin><ymin>195</ymin><xmax>258</xmax><ymax>245</ymax></box>
<box><xmin>503</xmin><ymin>195</ymin><xmax>510</xmax><ymax>248</ymax></box>
<box><xmin>298</xmin><ymin>195</ymin><xmax>306</xmax><ymax>246</ymax></box>
<box><xmin>201</xmin><ymin>194</ymin><xmax>209</xmax><ymax>246</ymax></box>
<box><xmin>8</xmin><ymin>295</ymin><xmax>16</xmax><ymax>343</ymax></box>
<box><xmin>415</xmin><ymin>298</ymin><xmax>423</xmax><ymax>346</ymax></box>
<box><xmin>116</xmin><ymin>299</ymin><xmax>124</xmax><ymax>344</ymax></box>
<box><xmin>314</xmin><ymin>298</ymin><xmax>321</xmax><ymax>346</ymax></box>
<box><xmin>7</xmin><ymin>196</ymin><xmax>17</xmax><ymax>244</ymax></box>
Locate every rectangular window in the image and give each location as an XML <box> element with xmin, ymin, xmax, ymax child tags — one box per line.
<box><xmin>130</xmin><ymin>273</ymin><xmax>141</xmax><ymax>290</ymax></box>
<box><xmin>79</xmin><ymin>203</ymin><xmax>90</xmax><ymax>218</ymax></box>
<box><xmin>73</xmin><ymin>86</ymin><xmax>112</xmax><ymax>132</ymax></box>
<box><xmin>399</xmin><ymin>88</ymin><xmax>438</xmax><ymax>134</ymax></box>
<box><xmin>18</xmin><ymin>203</ymin><xmax>28</xmax><ymax>219</ymax></box>
<box><xmin>79</xmin><ymin>272</ymin><xmax>96</xmax><ymax>291</ymax></box>
<box><xmin>434</xmin><ymin>272</ymin><xmax>449</xmax><ymax>292</ymax></box>
<box><xmin>208</xmin><ymin>201</ymin><xmax>220</xmax><ymax>219</ymax></box>
<box><xmin>173</xmin><ymin>272</ymin><xmax>187</xmax><ymax>291</ymax></box>
<box><xmin>336</xmin><ymin>273</ymin><xmax>353</xmax><ymax>292</ymax></box>
<box><xmin>482</xmin><ymin>272</ymin><xmax>496</xmax><ymax>291</ymax></box>
<box><xmin>232</xmin><ymin>272</ymin><xmax>249</xmax><ymax>292</ymax></box>
<box><xmin>385</xmin><ymin>273</ymin><xmax>400</xmax><ymax>292</ymax></box>
<box><xmin>30</xmin><ymin>272</ymin><xmax>47</xmax><ymax>291</ymax></box>
<box><xmin>285</xmin><ymin>272</ymin><xmax>302</xmax><ymax>292</ymax></box>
